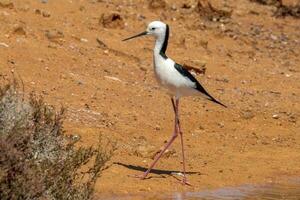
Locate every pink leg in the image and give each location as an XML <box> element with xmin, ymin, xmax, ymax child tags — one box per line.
<box><xmin>175</xmin><ymin>99</ymin><xmax>190</xmax><ymax>185</ymax></box>
<box><xmin>138</xmin><ymin>98</ymin><xmax>178</xmax><ymax>179</ymax></box>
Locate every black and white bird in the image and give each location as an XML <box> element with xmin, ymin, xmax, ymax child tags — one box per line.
<box><xmin>123</xmin><ymin>21</ymin><xmax>226</xmax><ymax>185</ymax></box>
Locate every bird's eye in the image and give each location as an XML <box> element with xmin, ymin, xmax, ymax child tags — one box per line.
<box><xmin>151</xmin><ymin>27</ymin><xmax>156</xmax><ymax>30</ymax></box>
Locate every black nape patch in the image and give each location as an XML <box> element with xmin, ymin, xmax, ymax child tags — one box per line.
<box><xmin>159</xmin><ymin>24</ymin><xmax>169</xmax><ymax>59</ymax></box>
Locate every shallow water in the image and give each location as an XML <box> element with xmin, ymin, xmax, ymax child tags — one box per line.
<box><xmin>97</xmin><ymin>178</ymin><xmax>300</xmax><ymax>200</ymax></box>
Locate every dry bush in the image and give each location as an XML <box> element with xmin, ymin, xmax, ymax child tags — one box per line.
<box><xmin>275</xmin><ymin>3</ymin><xmax>300</xmax><ymax>18</ymax></box>
<box><xmin>196</xmin><ymin>0</ymin><xmax>232</xmax><ymax>22</ymax></box>
<box><xmin>250</xmin><ymin>0</ymin><xmax>281</xmax><ymax>6</ymax></box>
<box><xmin>250</xmin><ymin>0</ymin><xmax>300</xmax><ymax>18</ymax></box>
<box><xmin>0</xmin><ymin>81</ymin><xmax>114</xmax><ymax>200</ymax></box>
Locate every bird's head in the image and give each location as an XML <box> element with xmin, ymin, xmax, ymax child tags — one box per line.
<box><xmin>122</xmin><ymin>21</ymin><xmax>167</xmax><ymax>41</ymax></box>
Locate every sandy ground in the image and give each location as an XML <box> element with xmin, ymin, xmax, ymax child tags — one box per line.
<box><xmin>0</xmin><ymin>0</ymin><xmax>299</xmax><ymax>197</ymax></box>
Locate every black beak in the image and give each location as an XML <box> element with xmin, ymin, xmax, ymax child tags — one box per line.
<box><xmin>122</xmin><ymin>31</ymin><xmax>148</xmax><ymax>41</ymax></box>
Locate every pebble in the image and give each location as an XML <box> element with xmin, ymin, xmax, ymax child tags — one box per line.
<box><xmin>45</xmin><ymin>29</ymin><xmax>64</xmax><ymax>43</ymax></box>
<box><xmin>272</xmin><ymin>114</ymin><xmax>279</xmax><ymax>119</ymax></box>
<box><xmin>215</xmin><ymin>78</ymin><xmax>229</xmax><ymax>83</ymax></box>
<box><xmin>139</xmin><ymin>66</ymin><xmax>147</xmax><ymax>71</ymax></box>
<box><xmin>219</xmin><ymin>23</ymin><xmax>226</xmax><ymax>32</ymax></box>
<box><xmin>0</xmin><ymin>42</ymin><xmax>9</xmax><ymax>47</ymax></box>
<box><xmin>270</xmin><ymin>34</ymin><xmax>278</xmax><ymax>41</ymax></box>
<box><xmin>48</xmin><ymin>43</ymin><xmax>58</xmax><ymax>49</ymax></box>
<box><xmin>154</xmin><ymin>125</ymin><xmax>161</xmax><ymax>131</ymax></box>
<box><xmin>148</xmin><ymin>0</ymin><xmax>166</xmax><ymax>9</ymax></box>
<box><xmin>80</xmin><ymin>38</ymin><xmax>88</xmax><ymax>42</ymax></box>
<box><xmin>42</xmin><ymin>11</ymin><xmax>51</xmax><ymax>17</ymax></box>
<box><xmin>241</xmin><ymin>110</ymin><xmax>255</xmax><ymax>119</ymax></box>
<box><xmin>285</xmin><ymin>73</ymin><xmax>291</xmax><ymax>77</ymax></box>
<box><xmin>171</xmin><ymin>4</ymin><xmax>177</xmax><ymax>10</ymax></box>
<box><xmin>13</xmin><ymin>25</ymin><xmax>26</xmax><ymax>35</ymax></box>
<box><xmin>46</xmin><ymin>30</ymin><xmax>64</xmax><ymax>39</ymax></box>
<box><xmin>162</xmin><ymin>149</ymin><xmax>176</xmax><ymax>158</ymax></box>
<box><xmin>104</xmin><ymin>75</ymin><xmax>122</xmax><ymax>82</ymax></box>
<box><xmin>35</xmin><ymin>9</ymin><xmax>42</xmax><ymax>15</ymax></box>
<box><xmin>217</xmin><ymin>122</ymin><xmax>225</xmax><ymax>128</ymax></box>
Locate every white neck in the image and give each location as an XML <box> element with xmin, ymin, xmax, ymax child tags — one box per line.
<box><xmin>154</xmin><ymin>35</ymin><xmax>165</xmax><ymax>56</ymax></box>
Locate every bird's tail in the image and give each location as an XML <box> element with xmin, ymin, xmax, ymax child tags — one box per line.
<box><xmin>209</xmin><ymin>97</ymin><xmax>227</xmax><ymax>108</ymax></box>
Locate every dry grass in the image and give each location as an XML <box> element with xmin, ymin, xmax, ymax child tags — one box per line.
<box><xmin>0</xmin><ymin>81</ymin><xmax>114</xmax><ymax>200</ymax></box>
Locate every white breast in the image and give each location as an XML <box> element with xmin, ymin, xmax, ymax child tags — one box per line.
<box><xmin>153</xmin><ymin>55</ymin><xmax>197</xmax><ymax>97</ymax></box>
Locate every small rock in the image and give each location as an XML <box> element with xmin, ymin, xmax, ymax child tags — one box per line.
<box><xmin>288</xmin><ymin>115</ymin><xmax>297</xmax><ymax>123</ymax></box>
<box><xmin>79</xmin><ymin>6</ymin><xmax>85</xmax><ymax>11</ymax></box>
<box><xmin>219</xmin><ymin>23</ymin><xmax>226</xmax><ymax>32</ymax></box>
<box><xmin>241</xmin><ymin>110</ymin><xmax>255</xmax><ymax>119</ymax></box>
<box><xmin>285</xmin><ymin>73</ymin><xmax>291</xmax><ymax>77</ymax></box>
<box><xmin>13</xmin><ymin>25</ymin><xmax>26</xmax><ymax>35</ymax></box>
<box><xmin>104</xmin><ymin>75</ymin><xmax>122</xmax><ymax>82</ymax></box>
<box><xmin>137</xmin><ymin>14</ymin><xmax>146</xmax><ymax>21</ymax></box>
<box><xmin>77</xmin><ymin>80</ymin><xmax>84</xmax><ymax>85</ymax></box>
<box><xmin>139</xmin><ymin>66</ymin><xmax>147</xmax><ymax>71</ymax></box>
<box><xmin>199</xmin><ymin>40</ymin><xmax>208</xmax><ymax>49</ymax></box>
<box><xmin>80</xmin><ymin>38</ymin><xmax>88</xmax><ymax>42</ymax></box>
<box><xmin>215</xmin><ymin>77</ymin><xmax>229</xmax><ymax>83</ymax></box>
<box><xmin>42</xmin><ymin>10</ymin><xmax>51</xmax><ymax>17</ymax></box>
<box><xmin>99</xmin><ymin>13</ymin><xmax>124</xmax><ymax>29</ymax></box>
<box><xmin>48</xmin><ymin>43</ymin><xmax>58</xmax><ymax>49</ymax></box>
<box><xmin>182</xmin><ymin>3</ymin><xmax>192</xmax><ymax>9</ymax></box>
<box><xmin>171</xmin><ymin>4</ymin><xmax>177</xmax><ymax>10</ymax></box>
<box><xmin>35</xmin><ymin>9</ymin><xmax>42</xmax><ymax>15</ymax></box>
<box><xmin>46</xmin><ymin>29</ymin><xmax>63</xmax><ymax>39</ymax></box>
<box><xmin>148</xmin><ymin>0</ymin><xmax>167</xmax><ymax>9</ymax></box>
<box><xmin>67</xmin><ymin>134</ymin><xmax>80</xmax><ymax>141</ymax></box>
<box><xmin>272</xmin><ymin>114</ymin><xmax>279</xmax><ymax>119</ymax></box>
<box><xmin>155</xmin><ymin>125</ymin><xmax>161</xmax><ymax>131</ymax></box>
<box><xmin>45</xmin><ymin>29</ymin><xmax>64</xmax><ymax>43</ymax></box>
<box><xmin>217</xmin><ymin>122</ymin><xmax>224</xmax><ymax>128</ymax></box>
<box><xmin>270</xmin><ymin>34</ymin><xmax>278</xmax><ymax>41</ymax></box>
<box><xmin>0</xmin><ymin>0</ymin><xmax>14</xmax><ymax>8</ymax></box>
<box><xmin>162</xmin><ymin>149</ymin><xmax>176</xmax><ymax>158</ymax></box>
<box><xmin>0</xmin><ymin>42</ymin><xmax>9</xmax><ymax>47</ymax></box>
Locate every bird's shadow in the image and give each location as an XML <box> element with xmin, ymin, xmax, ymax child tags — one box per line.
<box><xmin>114</xmin><ymin>162</ymin><xmax>204</xmax><ymax>179</ymax></box>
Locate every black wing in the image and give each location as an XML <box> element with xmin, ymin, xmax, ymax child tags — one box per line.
<box><xmin>174</xmin><ymin>63</ymin><xmax>227</xmax><ymax>108</ymax></box>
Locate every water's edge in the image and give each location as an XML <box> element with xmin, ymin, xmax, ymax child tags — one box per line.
<box><xmin>95</xmin><ymin>177</ymin><xmax>300</xmax><ymax>200</ymax></box>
